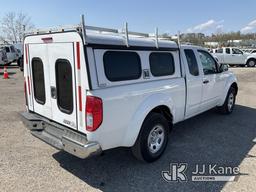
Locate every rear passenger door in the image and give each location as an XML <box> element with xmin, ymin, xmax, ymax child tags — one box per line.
<box><xmin>223</xmin><ymin>48</ymin><xmax>232</xmax><ymax>64</ymax></box>
<box><xmin>183</xmin><ymin>48</ymin><xmax>203</xmax><ymax>118</ymax></box>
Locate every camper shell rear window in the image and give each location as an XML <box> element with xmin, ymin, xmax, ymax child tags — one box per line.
<box><xmin>55</xmin><ymin>59</ymin><xmax>73</xmax><ymax>114</ymax></box>
<box><xmin>32</xmin><ymin>58</ymin><xmax>46</xmax><ymax>104</ymax></box>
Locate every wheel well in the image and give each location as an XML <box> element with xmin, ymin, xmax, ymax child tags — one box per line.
<box><xmin>231</xmin><ymin>82</ymin><xmax>238</xmax><ymax>95</ymax></box>
<box><xmin>246</xmin><ymin>58</ymin><xmax>256</xmax><ymax>64</ymax></box>
<box><xmin>150</xmin><ymin>105</ymin><xmax>173</xmax><ymax>124</ymax></box>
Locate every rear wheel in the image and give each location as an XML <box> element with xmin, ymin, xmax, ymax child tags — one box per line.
<box><xmin>217</xmin><ymin>87</ymin><xmax>236</xmax><ymax>114</ymax></box>
<box><xmin>132</xmin><ymin>113</ymin><xmax>169</xmax><ymax>163</ymax></box>
<box><xmin>246</xmin><ymin>59</ymin><xmax>256</xmax><ymax>67</ymax></box>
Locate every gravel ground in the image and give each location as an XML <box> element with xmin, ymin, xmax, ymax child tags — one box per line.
<box><xmin>0</xmin><ymin>65</ymin><xmax>255</xmax><ymax>192</ymax></box>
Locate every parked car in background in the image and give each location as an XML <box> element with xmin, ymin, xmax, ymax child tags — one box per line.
<box><xmin>13</xmin><ymin>43</ymin><xmax>24</xmax><ymax>70</ymax></box>
<box><xmin>0</xmin><ymin>48</ymin><xmax>8</xmax><ymax>65</ymax></box>
<box><xmin>0</xmin><ymin>45</ymin><xmax>20</xmax><ymax>65</ymax></box>
<box><xmin>250</xmin><ymin>49</ymin><xmax>256</xmax><ymax>54</ymax></box>
<box><xmin>213</xmin><ymin>47</ymin><xmax>256</xmax><ymax>67</ymax></box>
<box><xmin>21</xmin><ymin>22</ymin><xmax>238</xmax><ymax>163</ymax></box>
<box><xmin>209</xmin><ymin>48</ymin><xmax>218</xmax><ymax>53</ymax></box>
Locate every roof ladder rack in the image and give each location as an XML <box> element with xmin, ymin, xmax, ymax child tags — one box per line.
<box><xmin>177</xmin><ymin>30</ymin><xmax>181</xmax><ymax>48</ymax></box>
<box><xmin>81</xmin><ymin>14</ymin><xmax>87</xmax><ymax>45</ymax></box>
<box><xmin>155</xmin><ymin>27</ymin><xmax>159</xmax><ymax>49</ymax></box>
<box><xmin>124</xmin><ymin>22</ymin><xmax>129</xmax><ymax>47</ymax></box>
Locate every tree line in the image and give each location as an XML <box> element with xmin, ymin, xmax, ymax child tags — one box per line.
<box><xmin>0</xmin><ymin>12</ymin><xmax>34</xmax><ymax>44</ymax></box>
<box><xmin>181</xmin><ymin>32</ymin><xmax>256</xmax><ymax>47</ymax></box>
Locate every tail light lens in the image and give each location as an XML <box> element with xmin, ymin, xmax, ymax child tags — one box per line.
<box><xmin>86</xmin><ymin>96</ymin><xmax>103</xmax><ymax>132</ymax></box>
<box><xmin>24</xmin><ymin>80</ymin><xmax>28</xmax><ymax>106</ymax></box>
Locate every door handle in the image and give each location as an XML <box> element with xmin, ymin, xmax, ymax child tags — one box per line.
<box><xmin>203</xmin><ymin>80</ymin><xmax>209</xmax><ymax>84</ymax></box>
<box><xmin>51</xmin><ymin>86</ymin><xmax>57</xmax><ymax>99</ymax></box>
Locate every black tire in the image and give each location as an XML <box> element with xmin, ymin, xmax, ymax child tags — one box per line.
<box><xmin>4</xmin><ymin>62</ymin><xmax>12</xmax><ymax>66</ymax></box>
<box><xmin>217</xmin><ymin>87</ymin><xmax>236</xmax><ymax>114</ymax></box>
<box><xmin>229</xmin><ymin>64</ymin><xmax>234</xmax><ymax>68</ymax></box>
<box><xmin>132</xmin><ymin>112</ymin><xmax>170</xmax><ymax>163</ymax></box>
<box><xmin>246</xmin><ymin>59</ymin><xmax>256</xmax><ymax>67</ymax></box>
<box><xmin>19</xmin><ymin>57</ymin><xmax>24</xmax><ymax>72</ymax></box>
<box><xmin>17</xmin><ymin>58</ymin><xmax>21</xmax><ymax>67</ymax></box>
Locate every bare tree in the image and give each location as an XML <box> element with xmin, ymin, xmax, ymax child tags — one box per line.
<box><xmin>0</xmin><ymin>12</ymin><xmax>34</xmax><ymax>43</ymax></box>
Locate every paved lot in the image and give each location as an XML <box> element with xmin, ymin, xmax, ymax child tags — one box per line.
<box><xmin>0</xmin><ymin>65</ymin><xmax>255</xmax><ymax>192</ymax></box>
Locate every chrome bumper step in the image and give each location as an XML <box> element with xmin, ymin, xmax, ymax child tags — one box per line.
<box><xmin>20</xmin><ymin>112</ymin><xmax>102</xmax><ymax>159</ymax></box>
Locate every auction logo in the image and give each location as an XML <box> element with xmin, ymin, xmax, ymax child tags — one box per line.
<box><xmin>162</xmin><ymin>163</ymin><xmax>188</xmax><ymax>182</ymax></box>
<box><xmin>162</xmin><ymin>163</ymin><xmax>240</xmax><ymax>182</ymax></box>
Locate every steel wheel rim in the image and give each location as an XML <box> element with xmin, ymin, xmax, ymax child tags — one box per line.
<box><xmin>249</xmin><ymin>60</ymin><xmax>255</xmax><ymax>67</ymax></box>
<box><xmin>147</xmin><ymin>125</ymin><xmax>165</xmax><ymax>154</ymax></box>
<box><xmin>228</xmin><ymin>92</ymin><xmax>234</xmax><ymax>111</ymax></box>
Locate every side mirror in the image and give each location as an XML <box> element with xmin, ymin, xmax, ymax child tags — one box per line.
<box><xmin>219</xmin><ymin>64</ymin><xmax>229</xmax><ymax>72</ymax></box>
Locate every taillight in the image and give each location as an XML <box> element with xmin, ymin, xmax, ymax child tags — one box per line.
<box><xmin>24</xmin><ymin>80</ymin><xmax>28</xmax><ymax>106</ymax></box>
<box><xmin>86</xmin><ymin>96</ymin><xmax>103</xmax><ymax>132</ymax></box>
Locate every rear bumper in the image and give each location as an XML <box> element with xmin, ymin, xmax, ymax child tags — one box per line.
<box><xmin>20</xmin><ymin>111</ymin><xmax>102</xmax><ymax>159</ymax></box>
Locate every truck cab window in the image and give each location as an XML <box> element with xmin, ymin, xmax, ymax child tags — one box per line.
<box><xmin>216</xmin><ymin>48</ymin><xmax>223</xmax><ymax>53</ymax></box>
<box><xmin>184</xmin><ymin>49</ymin><xmax>199</xmax><ymax>76</ymax></box>
<box><xmin>10</xmin><ymin>46</ymin><xmax>15</xmax><ymax>53</ymax></box>
<box><xmin>5</xmin><ymin>47</ymin><xmax>10</xmax><ymax>53</ymax></box>
<box><xmin>226</xmin><ymin>48</ymin><xmax>231</xmax><ymax>54</ymax></box>
<box><xmin>198</xmin><ymin>50</ymin><xmax>218</xmax><ymax>75</ymax></box>
<box><xmin>232</xmin><ymin>48</ymin><xmax>243</xmax><ymax>54</ymax></box>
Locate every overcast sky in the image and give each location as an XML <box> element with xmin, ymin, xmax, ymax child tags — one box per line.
<box><xmin>0</xmin><ymin>0</ymin><xmax>256</xmax><ymax>34</ymax></box>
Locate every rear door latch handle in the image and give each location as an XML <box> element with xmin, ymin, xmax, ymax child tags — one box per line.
<box><xmin>203</xmin><ymin>80</ymin><xmax>209</xmax><ymax>84</ymax></box>
<box><xmin>51</xmin><ymin>86</ymin><xmax>57</xmax><ymax>99</ymax></box>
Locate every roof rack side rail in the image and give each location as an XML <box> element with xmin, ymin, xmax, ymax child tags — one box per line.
<box><xmin>86</xmin><ymin>25</ymin><xmax>118</xmax><ymax>33</ymax></box>
<box><xmin>126</xmin><ymin>31</ymin><xmax>149</xmax><ymax>37</ymax></box>
<box><xmin>25</xmin><ymin>24</ymin><xmax>81</xmax><ymax>35</ymax></box>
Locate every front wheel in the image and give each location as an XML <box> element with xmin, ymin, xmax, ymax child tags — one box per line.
<box><xmin>246</xmin><ymin>59</ymin><xmax>256</xmax><ymax>67</ymax></box>
<box><xmin>217</xmin><ymin>87</ymin><xmax>236</xmax><ymax>114</ymax></box>
<box><xmin>131</xmin><ymin>113</ymin><xmax>169</xmax><ymax>163</ymax></box>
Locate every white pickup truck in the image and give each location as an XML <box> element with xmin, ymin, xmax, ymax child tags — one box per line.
<box><xmin>213</xmin><ymin>47</ymin><xmax>256</xmax><ymax>67</ymax></box>
<box><xmin>21</xmin><ymin>20</ymin><xmax>238</xmax><ymax>162</ymax></box>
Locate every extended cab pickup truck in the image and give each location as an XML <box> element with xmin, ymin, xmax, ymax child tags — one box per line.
<box><xmin>213</xmin><ymin>47</ymin><xmax>256</xmax><ymax>67</ymax></box>
<box><xmin>21</xmin><ymin>20</ymin><xmax>238</xmax><ymax>162</ymax></box>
